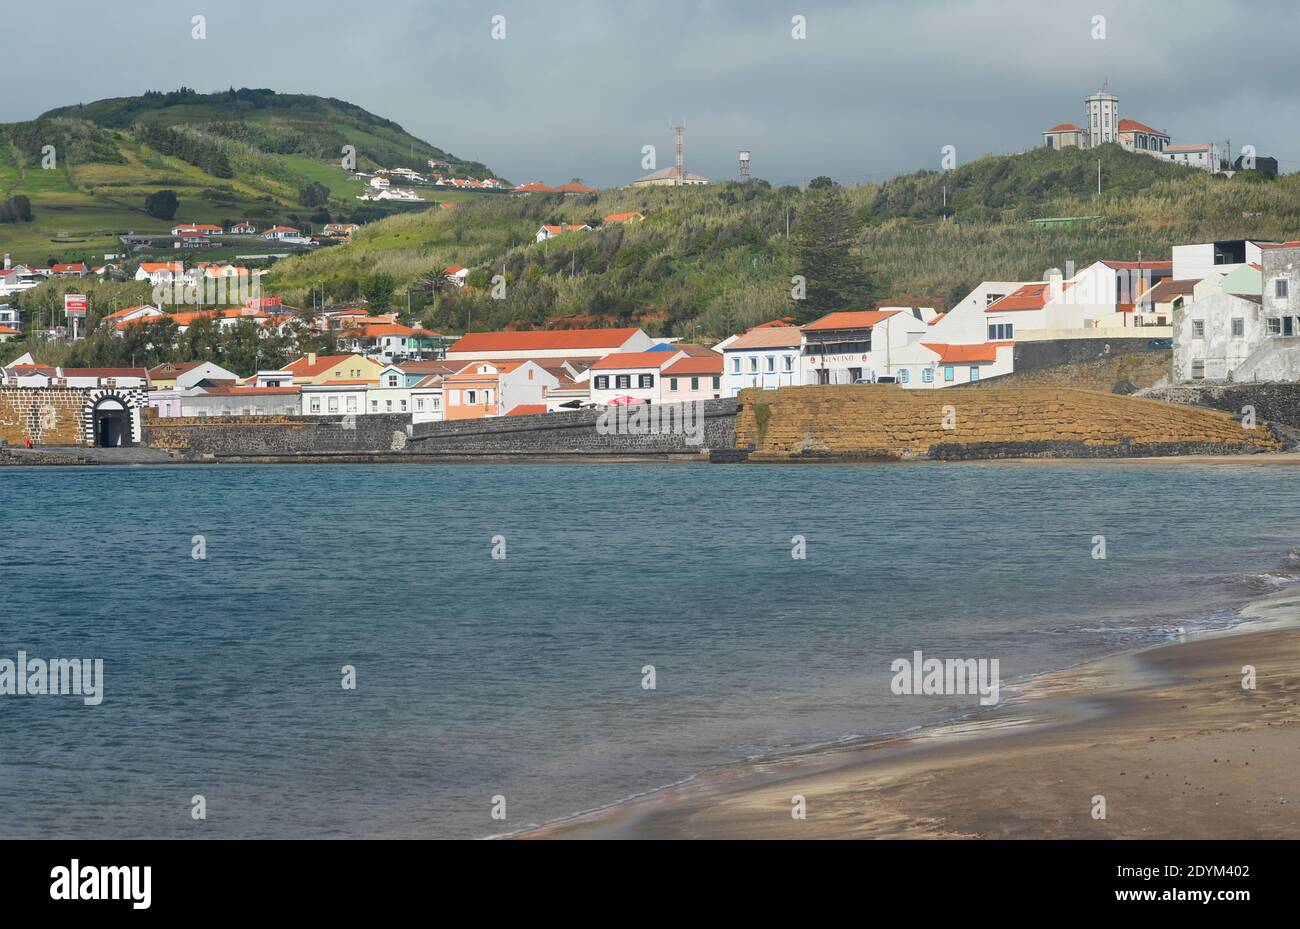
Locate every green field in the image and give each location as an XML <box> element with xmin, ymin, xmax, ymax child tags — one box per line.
<box><xmin>0</xmin><ymin>88</ymin><xmax>500</xmax><ymax>266</ymax></box>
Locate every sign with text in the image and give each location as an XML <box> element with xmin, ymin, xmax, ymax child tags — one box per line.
<box><xmin>64</xmin><ymin>294</ymin><xmax>88</xmax><ymax>318</ymax></box>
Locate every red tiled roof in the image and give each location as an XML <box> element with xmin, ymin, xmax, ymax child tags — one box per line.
<box><xmin>553</xmin><ymin>182</ymin><xmax>596</xmax><ymax>193</ymax></box>
<box><xmin>103</xmin><ymin>304</ymin><xmax>154</xmax><ymax>321</ymax></box>
<box><xmin>1118</xmin><ymin>118</ymin><xmax>1167</xmax><ymax>136</ymax></box>
<box><xmin>589</xmin><ymin>351</ymin><xmax>681</xmax><ymax>371</ymax></box>
<box><xmin>505</xmin><ymin>404</ymin><xmax>548</xmax><ymax>416</ymax></box>
<box><xmin>285</xmin><ymin>354</ymin><xmax>363</xmax><ymax>377</ymax></box>
<box><xmin>662</xmin><ymin>355</ymin><xmax>723</xmax><ymax>376</ymax></box>
<box><xmin>986</xmin><ymin>284</ymin><xmax>1050</xmax><ymax>313</ymax></box>
<box><xmin>603</xmin><ymin>211</ymin><xmax>644</xmax><ymax>223</ymax></box>
<box><xmin>448</xmin><ymin>328</ymin><xmax>642</xmax><ymax>354</ymax></box>
<box><xmin>920</xmin><ymin>343</ymin><xmax>1001</xmax><ymax>364</ymax></box>
<box><xmin>1046</xmin><ymin>123</ymin><xmax>1083</xmax><ymax>132</ymax></box>
<box><xmin>725</xmin><ymin>328</ymin><xmax>802</xmax><ymax>350</ymax></box>
<box><xmin>802</xmin><ymin>310</ymin><xmax>899</xmax><ymax>332</ymax></box>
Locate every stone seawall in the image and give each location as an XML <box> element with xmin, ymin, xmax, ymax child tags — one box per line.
<box><xmin>1010</xmin><ymin>337</ymin><xmax>1168</xmax><ymax>376</ymax></box>
<box><xmin>1152</xmin><ymin>383</ymin><xmax>1300</xmax><ymax>431</ymax></box>
<box><xmin>144</xmin><ymin>413</ymin><xmax>414</xmax><ymax>459</ymax></box>
<box><xmin>407</xmin><ymin>399</ymin><xmax>738</xmax><ymax>456</ymax></box>
<box><xmin>735</xmin><ymin>385</ymin><xmax>1287</xmax><ymax>460</ymax></box>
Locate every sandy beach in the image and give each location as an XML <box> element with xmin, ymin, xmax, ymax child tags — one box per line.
<box><xmin>522</xmin><ymin>590</ymin><xmax>1300</xmax><ymax>840</ymax></box>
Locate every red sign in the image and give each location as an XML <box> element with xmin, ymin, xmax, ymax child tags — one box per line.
<box><xmin>64</xmin><ymin>294</ymin><xmax>88</xmax><ymax>318</ymax></box>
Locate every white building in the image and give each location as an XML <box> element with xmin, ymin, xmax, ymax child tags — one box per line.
<box><xmin>721</xmin><ymin>326</ymin><xmax>801</xmax><ymax>397</ymax></box>
<box><xmin>1171</xmin><ymin>240</ymin><xmax>1272</xmax><ymax>282</ymax></box>
<box><xmin>301</xmin><ymin>382</ymin><xmax>368</xmax><ymax>416</ymax></box>
<box><xmin>1162</xmin><ymin>143</ymin><xmax>1222</xmax><ymax>173</ymax></box>
<box><xmin>588</xmin><ymin>350</ymin><xmax>685</xmax><ymax>405</ymax></box>
<box><xmin>800</xmin><ymin>309</ymin><xmax>934</xmax><ymax>385</ymax></box>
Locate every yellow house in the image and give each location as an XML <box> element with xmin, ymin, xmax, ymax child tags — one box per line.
<box><xmin>283</xmin><ymin>352</ymin><xmax>385</xmax><ymax>385</ymax></box>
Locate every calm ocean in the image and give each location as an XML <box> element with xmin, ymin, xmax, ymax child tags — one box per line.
<box><xmin>1</xmin><ymin>461</ymin><xmax>1295</xmax><ymax>838</ymax></box>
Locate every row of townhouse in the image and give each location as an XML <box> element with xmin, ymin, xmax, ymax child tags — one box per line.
<box><xmin>0</xmin><ymin>256</ymin><xmax>125</xmax><ymax>297</ymax></box>
<box><xmin>533</xmin><ymin>212</ymin><xmax>644</xmax><ymax>243</ymax></box>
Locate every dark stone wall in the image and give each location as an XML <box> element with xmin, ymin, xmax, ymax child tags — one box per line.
<box><xmin>144</xmin><ymin>414</ymin><xmax>414</xmax><ymax>459</ymax></box>
<box><xmin>1157</xmin><ymin>383</ymin><xmax>1300</xmax><ymax>431</ymax></box>
<box><xmin>1012</xmin><ymin>337</ymin><xmax>1168</xmax><ymax>375</ymax></box>
<box><xmin>407</xmin><ymin>399</ymin><xmax>739</xmax><ymax>456</ymax></box>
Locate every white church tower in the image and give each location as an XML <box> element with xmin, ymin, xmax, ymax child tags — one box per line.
<box><xmin>1084</xmin><ymin>86</ymin><xmax>1119</xmax><ymax>148</ymax></box>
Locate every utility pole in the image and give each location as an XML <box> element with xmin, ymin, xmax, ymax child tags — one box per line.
<box><xmin>1097</xmin><ymin>159</ymin><xmax>1102</xmax><ymax>195</ymax></box>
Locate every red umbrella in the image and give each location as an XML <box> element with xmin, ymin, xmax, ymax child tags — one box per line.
<box><xmin>607</xmin><ymin>395</ymin><xmax>642</xmax><ymax>405</ymax></box>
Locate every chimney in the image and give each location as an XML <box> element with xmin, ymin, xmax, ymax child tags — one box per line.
<box><xmin>1046</xmin><ymin>267</ymin><xmax>1064</xmax><ymax>302</ymax></box>
<box><xmin>3</xmin><ymin>253</ymin><xmax>9</xmax><ymax>270</ymax></box>
<box><xmin>307</xmin><ymin>352</ymin><xmax>317</xmax><ymax>367</ymax></box>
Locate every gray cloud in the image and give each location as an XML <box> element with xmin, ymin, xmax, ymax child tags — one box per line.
<box><xmin>3</xmin><ymin>0</ymin><xmax>1298</xmax><ymax>185</ymax></box>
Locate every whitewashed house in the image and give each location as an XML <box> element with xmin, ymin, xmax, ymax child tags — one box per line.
<box><xmin>722</xmin><ymin>327</ymin><xmax>801</xmax><ymax>396</ymax></box>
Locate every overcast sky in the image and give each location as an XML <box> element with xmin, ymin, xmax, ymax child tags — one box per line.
<box><xmin>4</xmin><ymin>0</ymin><xmax>1299</xmax><ymax>187</ymax></box>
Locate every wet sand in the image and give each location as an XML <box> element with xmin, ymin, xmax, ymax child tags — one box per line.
<box><xmin>521</xmin><ymin>592</ymin><xmax>1300</xmax><ymax>839</ymax></box>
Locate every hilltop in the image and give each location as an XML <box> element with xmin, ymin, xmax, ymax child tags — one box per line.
<box><xmin>264</xmin><ymin>144</ymin><xmax>1299</xmax><ymax>341</ymax></box>
<box><xmin>0</xmin><ymin>87</ymin><xmax>500</xmax><ymax>260</ymax></box>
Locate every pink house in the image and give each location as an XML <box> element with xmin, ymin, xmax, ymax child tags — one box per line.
<box><xmin>659</xmin><ymin>352</ymin><xmax>723</xmax><ymax>402</ymax></box>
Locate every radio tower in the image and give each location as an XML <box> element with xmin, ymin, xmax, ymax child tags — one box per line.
<box><xmin>672</xmin><ymin>123</ymin><xmax>684</xmax><ymax>186</ymax></box>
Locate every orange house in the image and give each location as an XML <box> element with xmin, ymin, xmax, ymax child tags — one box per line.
<box><xmin>443</xmin><ymin>360</ymin><xmax>558</xmax><ymax>420</ymax></box>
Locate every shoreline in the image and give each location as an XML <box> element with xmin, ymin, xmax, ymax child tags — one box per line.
<box><xmin>517</xmin><ymin>588</ymin><xmax>1300</xmax><ymax>840</ymax></box>
<box><xmin>7</xmin><ymin>448</ymin><xmax>1300</xmax><ymax>467</ymax></box>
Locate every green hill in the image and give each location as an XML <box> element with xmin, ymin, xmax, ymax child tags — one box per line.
<box><xmin>263</xmin><ymin>144</ymin><xmax>1300</xmax><ymax>341</ymax></box>
<box><xmin>0</xmin><ymin>87</ymin><xmax>501</xmax><ymax>261</ymax></box>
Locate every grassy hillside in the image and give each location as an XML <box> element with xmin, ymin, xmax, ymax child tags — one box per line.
<box><xmin>0</xmin><ymin>87</ymin><xmax>500</xmax><ymax>262</ymax></box>
<box><xmin>264</xmin><ymin>144</ymin><xmax>1300</xmax><ymax>341</ymax></box>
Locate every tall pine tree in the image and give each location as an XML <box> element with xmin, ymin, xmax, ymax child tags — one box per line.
<box><xmin>792</xmin><ymin>190</ymin><xmax>875</xmax><ymax>321</ymax></box>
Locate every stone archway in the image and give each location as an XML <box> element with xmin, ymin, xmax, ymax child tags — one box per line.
<box><xmin>91</xmin><ymin>396</ymin><xmax>132</xmax><ymax>447</ymax></box>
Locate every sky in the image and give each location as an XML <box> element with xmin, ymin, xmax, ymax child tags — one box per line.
<box><xmin>3</xmin><ymin>0</ymin><xmax>1300</xmax><ymax>187</ymax></box>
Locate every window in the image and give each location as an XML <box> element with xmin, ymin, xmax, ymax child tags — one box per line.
<box><xmin>387</xmin><ymin>375</ymin><xmax>398</xmax><ymax>387</ymax></box>
<box><xmin>900</xmin><ymin>369</ymin><xmax>910</xmax><ymax>384</ymax></box>
<box><xmin>1191</xmin><ymin>360</ymin><xmax>1205</xmax><ymax>380</ymax></box>
<box><xmin>749</xmin><ymin>357</ymin><xmax>758</xmax><ymax>373</ymax></box>
<box><xmin>467</xmin><ymin>390</ymin><xmax>476</xmax><ymax>404</ymax></box>
<box><xmin>1192</xmin><ymin>320</ymin><xmax>1205</xmax><ymax>338</ymax></box>
<box><xmin>1276</xmin><ymin>279</ymin><xmax>1289</xmax><ymax>299</ymax></box>
<box><xmin>922</xmin><ymin>369</ymin><xmax>934</xmax><ymax>383</ymax></box>
<box><xmin>371</xmin><ymin>400</ymin><xmax>379</xmax><ymax>411</ymax></box>
<box><xmin>690</xmin><ymin>376</ymin><xmax>699</xmax><ymax>391</ymax></box>
<box><xmin>969</xmin><ymin>366</ymin><xmax>980</xmax><ymax>381</ymax></box>
<box><xmin>765</xmin><ymin>355</ymin><xmax>775</xmax><ymax>372</ymax></box>
<box><xmin>400</xmin><ymin>400</ymin><xmax>407</xmax><ymax>412</ymax></box>
<box><xmin>638</xmin><ymin>374</ymin><xmax>654</xmax><ymax>389</ymax></box>
<box><xmin>328</xmin><ymin>397</ymin><xmax>339</xmax><ymax>413</ymax></box>
<box><xmin>594</xmin><ymin>375</ymin><xmax>609</xmax><ymax>390</ymax></box>
<box><xmin>988</xmin><ymin>323</ymin><xmax>1013</xmax><ymax>340</ymax></box>
<box><xmin>711</xmin><ymin>376</ymin><xmax>720</xmax><ymax>389</ymax></box>
<box><xmin>310</xmin><ymin>397</ymin><xmax>321</xmax><ymax>413</ymax></box>
<box><xmin>1231</xmin><ymin>318</ymin><xmax>1244</xmax><ymax>337</ymax></box>
<box><xmin>1268</xmin><ymin>318</ymin><xmax>1282</xmax><ymax>335</ymax></box>
<box><xmin>943</xmin><ymin>366</ymin><xmax>954</xmax><ymax>383</ymax></box>
<box><xmin>386</xmin><ymin>400</ymin><xmax>393</xmax><ymax>412</ymax></box>
<box><xmin>783</xmin><ymin>355</ymin><xmax>794</xmax><ymax>371</ymax></box>
<box><xmin>484</xmin><ymin>389</ymin><xmax>493</xmax><ymax>405</ymax></box>
<box><xmin>731</xmin><ymin>357</ymin><xmax>741</xmax><ymax>373</ymax></box>
<box><xmin>433</xmin><ymin>398</ymin><xmax>441</xmax><ymax>410</ymax></box>
<box><xmin>985</xmin><ymin>293</ymin><xmax>1006</xmax><ymax>307</ymax></box>
<box><xmin>669</xmin><ymin>378</ymin><xmax>678</xmax><ymax>392</ymax></box>
<box><xmin>416</xmin><ymin>398</ymin><xmax>425</xmax><ymax>411</ymax></box>
<box><xmin>615</xmin><ymin>375</ymin><xmax>631</xmax><ymax>390</ymax></box>
<box><xmin>347</xmin><ymin>397</ymin><xmax>357</xmax><ymax>412</ymax></box>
